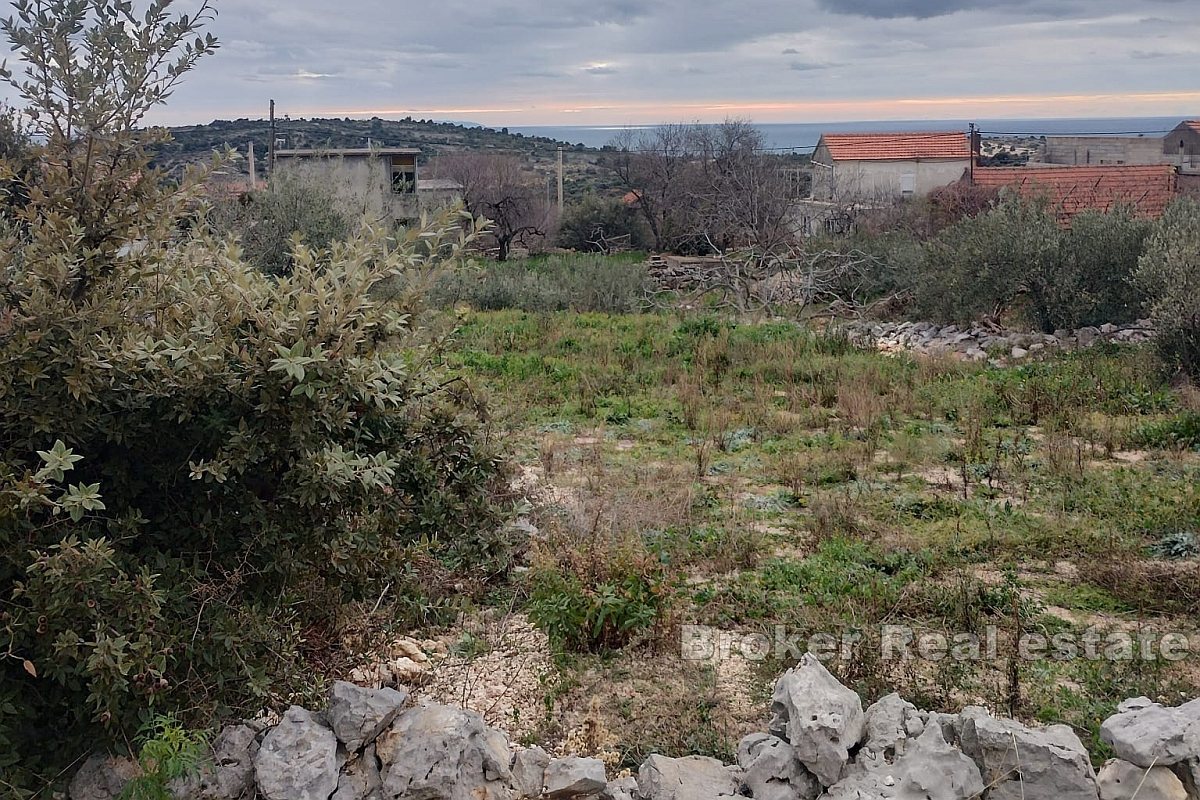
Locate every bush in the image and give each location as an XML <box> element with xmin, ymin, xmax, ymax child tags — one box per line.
<box><xmin>208</xmin><ymin>172</ymin><xmax>352</xmax><ymax>275</ymax></box>
<box><xmin>527</xmin><ymin>538</ymin><xmax>673</xmax><ymax>653</ymax></box>
<box><xmin>915</xmin><ymin>195</ymin><xmax>1149</xmax><ymax>331</ymax></box>
<box><xmin>430</xmin><ymin>253</ymin><xmax>650</xmax><ymax>313</ymax></box>
<box><xmin>1135</xmin><ymin>198</ymin><xmax>1200</xmax><ymax>378</ymax></box>
<box><xmin>556</xmin><ymin>194</ymin><xmax>652</xmax><ymax>253</ymax></box>
<box><xmin>0</xmin><ymin>2</ymin><xmax>510</xmax><ymax>788</ymax></box>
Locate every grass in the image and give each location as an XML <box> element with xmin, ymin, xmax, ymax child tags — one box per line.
<box><xmin>437</xmin><ymin>304</ymin><xmax>1200</xmax><ymax>762</ymax></box>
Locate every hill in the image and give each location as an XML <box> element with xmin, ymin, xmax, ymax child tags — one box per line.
<box><xmin>155</xmin><ymin>116</ymin><xmax>622</xmax><ymax>195</ymax></box>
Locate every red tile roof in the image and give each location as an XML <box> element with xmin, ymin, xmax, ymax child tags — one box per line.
<box><xmin>1180</xmin><ymin>120</ymin><xmax>1200</xmax><ymax>136</ymax></box>
<box><xmin>819</xmin><ymin>131</ymin><xmax>971</xmax><ymax>162</ymax></box>
<box><xmin>972</xmin><ymin>164</ymin><xmax>1178</xmax><ymax>221</ymax></box>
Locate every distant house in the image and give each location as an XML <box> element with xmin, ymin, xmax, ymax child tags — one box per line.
<box><xmin>1043</xmin><ymin>136</ymin><xmax>1164</xmax><ymax>167</ymax></box>
<box><xmin>971</xmin><ymin>164</ymin><xmax>1178</xmax><ymax>223</ymax></box>
<box><xmin>809</xmin><ymin>131</ymin><xmax>972</xmax><ymax>202</ymax></box>
<box><xmin>271</xmin><ymin>147</ymin><xmax>463</xmax><ymax>225</ymax></box>
<box><xmin>1039</xmin><ymin>119</ymin><xmax>1200</xmax><ymax>173</ymax></box>
<box><xmin>1164</xmin><ymin>120</ymin><xmax>1200</xmax><ymax>172</ymax></box>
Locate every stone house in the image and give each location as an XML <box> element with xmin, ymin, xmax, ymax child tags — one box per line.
<box><xmin>272</xmin><ymin>147</ymin><xmax>463</xmax><ymax>225</ymax></box>
<box><xmin>1164</xmin><ymin>120</ymin><xmax>1200</xmax><ymax>172</ymax></box>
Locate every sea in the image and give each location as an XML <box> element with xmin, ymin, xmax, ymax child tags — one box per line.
<box><xmin>507</xmin><ymin>117</ymin><xmax>1184</xmax><ymax>152</ymax></box>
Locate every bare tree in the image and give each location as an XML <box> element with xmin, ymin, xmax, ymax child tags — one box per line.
<box><xmin>603</xmin><ymin>124</ymin><xmax>702</xmax><ymax>253</ymax></box>
<box><xmin>432</xmin><ymin>152</ymin><xmax>555</xmax><ymax>260</ymax></box>
<box><xmin>690</xmin><ymin>119</ymin><xmax>798</xmax><ymax>255</ymax></box>
<box><xmin>603</xmin><ymin>119</ymin><xmax>798</xmax><ymax>255</ymax></box>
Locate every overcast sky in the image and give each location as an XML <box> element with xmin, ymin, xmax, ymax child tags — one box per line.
<box><xmin>118</xmin><ymin>0</ymin><xmax>1200</xmax><ymax>126</ymax></box>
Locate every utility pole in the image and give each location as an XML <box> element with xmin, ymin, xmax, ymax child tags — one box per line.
<box><xmin>268</xmin><ymin>99</ymin><xmax>276</xmax><ymax>176</ymax></box>
<box><xmin>248</xmin><ymin>142</ymin><xmax>257</xmax><ymax>190</ymax></box>
<box><xmin>969</xmin><ymin>122</ymin><xmax>977</xmax><ymax>182</ymax></box>
<box><xmin>556</xmin><ymin>146</ymin><xmax>564</xmax><ymax>213</ymax></box>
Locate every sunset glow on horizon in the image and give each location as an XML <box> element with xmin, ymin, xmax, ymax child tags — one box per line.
<box><xmin>249</xmin><ymin>90</ymin><xmax>1200</xmax><ymax>129</ymax></box>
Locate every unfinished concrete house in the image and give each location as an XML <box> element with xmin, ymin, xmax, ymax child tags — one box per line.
<box><xmin>272</xmin><ymin>147</ymin><xmax>463</xmax><ymax>225</ymax></box>
<box><xmin>1043</xmin><ymin>136</ymin><xmax>1164</xmax><ymax>166</ymax></box>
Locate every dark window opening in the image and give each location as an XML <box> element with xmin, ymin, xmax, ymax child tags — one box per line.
<box><xmin>391</xmin><ymin>154</ymin><xmax>417</xmax><ymax>194</ymax></box>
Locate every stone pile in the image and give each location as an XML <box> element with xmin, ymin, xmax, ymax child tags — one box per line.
<box><xmin>70</xmin><ymin>654</ymin><xmax>1200</xmax><ymax>800</ymax></box>
<box><xmin>842</xmin><ymin>320</ymin><xmax>1155</xmax><ymax>362</ymax></box>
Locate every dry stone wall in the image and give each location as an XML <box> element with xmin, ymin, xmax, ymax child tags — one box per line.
<box><xmin>71</xmin><ymin>654</ymin><xmax>1200</xmax><ymax>800</ymax></box>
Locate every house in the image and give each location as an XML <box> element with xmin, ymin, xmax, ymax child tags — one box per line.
<box><xmin>1043</xmin><ymin>136</ymin><xmax>1164</xmax><ymax>166</ymax></box>
<box><xmin>271</xmin><ymin>147</ymin><xmax>463</xmax><ymax>225</ymax></box>
<box><xmin>794</xmin><ymin>131</ymin><xmax>972</xmax><ymax>235</ymax></box>
<box><xmin>1040</xmin><ymin>120</ymin><xmax>1200</xmax><ymax>172</ymax></box>
<box><xmin>1164</xmin><ymin>121</ymin><xmax>1200</xmax><ymax>172</ymax></box>
<box><xmin>809</xmin><ymin>131</ymin><xmax>972</xmax><ymax>202</ymax></box>
<box><xmin>971</xmin><ymin>164</ymin><xmax>1178</xmax><ymax>223</ymax></box>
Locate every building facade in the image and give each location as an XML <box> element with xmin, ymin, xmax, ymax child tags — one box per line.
<box><xmin>272</xmin><ymin>148</ymin><xmax>463</xmax><ymax>225</ymax></box>
<box><xmin>809</xmin><ymin>131</ymin><xmax>972</xmax><ymax>203</ymax></box>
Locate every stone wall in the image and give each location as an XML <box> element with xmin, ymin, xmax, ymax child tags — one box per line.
<box><xmin>71</xmin><ymin>655</ymin><xmax>1199</xmax><ymax>800</ymax></box>
<box><xmin>841</xmin><ymin>319</ymin><xmax>1155</xmax><ymax>362</ymax></box>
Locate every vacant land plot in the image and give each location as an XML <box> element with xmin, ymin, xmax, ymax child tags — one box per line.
<box><xmin>435</xmin><ymin>309</ymin><xmax>1200</xmax><ymax>766</ymax></box>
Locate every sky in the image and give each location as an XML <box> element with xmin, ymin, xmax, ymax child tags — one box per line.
<box><xmin>61</xmin><ymin>0</ymin><xmax>1200</xmax><ymax>126</ymax></box>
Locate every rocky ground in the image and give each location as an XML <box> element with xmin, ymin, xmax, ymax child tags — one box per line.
<box><xmin>71</xmin><ymin>654</ymin><xmax>1200</xmax><ymax>800</ymax></box>
<box><xmin>840</xmin><ymin>319</ymin><xmax>1156</xmax><ymax>363</ymax></box>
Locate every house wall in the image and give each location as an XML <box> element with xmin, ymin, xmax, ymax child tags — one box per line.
<box><xmin>810</xmin><ymin>155</ymin><xmax>969</xmax><ymax>202</ymax></box>
<box><xmin>273</xmin><ymin>155</ymin><xmax>420</xmax><ymax>223</ymax></box>
<box><xmin>1164</xmin><ymin>124</ymin><xmax>1200</xmax><ymax>171</ymax></box>
<box><xmin>1044</xmin><ymin>137</ymin><xmax>1164</xmax><ymax>166</ymax></box>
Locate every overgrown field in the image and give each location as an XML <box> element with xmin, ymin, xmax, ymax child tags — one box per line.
<box><xmin>444</xmin><ymin>309</ymin><xmax>1200</xmax><ymax>765</ymax></box>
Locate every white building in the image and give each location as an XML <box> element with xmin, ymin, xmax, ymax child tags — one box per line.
<box><xmin>809</xmin><ymin>131</ymin><xmax>972</xmax><ymax>202</ymax></box>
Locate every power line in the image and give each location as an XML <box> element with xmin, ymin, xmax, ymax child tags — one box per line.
<box><xmin>978</xmin><ymin>129</ymin><xmax>1175</xmax><ymax>136</ymax></box>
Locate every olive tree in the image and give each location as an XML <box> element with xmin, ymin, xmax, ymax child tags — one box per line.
<box><xmin>0</xmin><ymin>2</ymin><xmax>509</xmax><ymax>789</ymax></box>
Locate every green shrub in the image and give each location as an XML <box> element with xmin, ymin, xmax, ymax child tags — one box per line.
<box><xmin>120</xmin><ymin>716</ymin><xmax>209</xmax><ymax>800</ymax></box>
<box><xmin>0</xmin><ymin>1</ymin><xmax>510</xmax><ymax>787</ymax></box>
<box><xmin>915</xmin><ymin>196</ymin><xmax>1149</xmax><ymax>331</ymax></box>
<box><xmin>430</xmin><ymin>253</ymin><xmax>649</xmax><ymax>313</ymax></box>
<box><xmin>556</xmin><ymin>194</ymin><xmax>652</xmax><ymax>253</ymax></box>
<box><xmin>527</xmin><ymin>538</ymin><xmax>673</xmax><ymax>653</ymax></box>
<box><xmin>208</xmin><ymin>172</ymin><xmax>352</xmax><ymax>275</ymax></box>
<box><xmin>1135</xmin><ymin>198</ymin><xmax>1200</xmax><ymax>378</ymax></box>
<box><xmin>1133</xmin><ymin>411</ymin><xmax>1200</xmax><ymax>449</ymax></box>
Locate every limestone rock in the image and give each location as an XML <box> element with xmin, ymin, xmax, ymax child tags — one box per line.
<box><xmin>172</xmin><ymin>724</ymin><xmax>260</xmax><ymax>799</ymax></box>
<box><xmin>254</xmin><ymin>706</ymin><xmax>339</xmax><ymax>800</ymax></box>
<box><xmin>768</xmin><ymin>654</ymin><xmax>865</xmax><ymax>787</ymax></box>
<box><xmin>328</xmin><ymin>681</ymin><xmax>409</xmax><ymax>752</ymax></box>
<box><xmin>375</xmin><ymin>703</ymin><xmax>514</xmax><ymax>800</ymax></box>
<box><xmin>332</xmin><ymin>745</ymin><xmax>384</xmax><ymax>800</ymax></box>
<box><xmin>1100</xmin><ymin>698</ymin><xmax>1200</xmax><ymax>768</ymax></box>
<box><xmin>860</xmin><ymin>694</ymin><xmax>924</xmax><ymax>762</ymax></box>
<box><xmin>1097</xmin><ymin>759</ymin><xmax>1187</xmax><ymax>800</ymax></box>
<box><xmin>822</xmin><ymin>723</ymin><xmax>983</xmax><ymax>800</ymax></box>
<box><xmin>544</xmin><ymin>757</ymin><xmax>607</xmax><ymax>799</ymax></box>
<box><xmin>959</xmin><ymin>710</ymin><xmax>1098</xmax><ymax>800</ymax></box>
<box><xmin>513</xmin><ymin>746</ymin><xmax>551</xmax><ymax>799</ymax></box>
<box><xmin>602</xmin><ymin>776</ymin><xmax>639</xmax><ymax>800</ymax></box>
<box><xmin>638</xmin><ymin>754</ymin><xmax>740</xmax><ymax>800</ymax></box>
<box><xmin>69</xmin><ymin>754</ymin><xmax>138</xmax><ymax>800</ymax></box>
<box><xmin>736</xmin><ymin>733</ymin><xmax>821</xmax><ymax>800</ymax></box>
<box><xmin>1171</xmin><ymin>758</ymin><xmax>1200</xmax><ymax>799</ymax></box>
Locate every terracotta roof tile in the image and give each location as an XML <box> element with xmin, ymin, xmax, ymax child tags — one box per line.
<box><xmin>972</xmin><ymin>164</ymin><xmax>1178</xmax><ymax>221</ymax></box>
<box><xmin>1181</xmin><ymin>120</ymin><xmax>1200</xmax><ymax>136</ymax></box>
<box><xmin>819</xmin><ymin>131</ymin><xmax>971</xmax><ymax>162</ymax></box>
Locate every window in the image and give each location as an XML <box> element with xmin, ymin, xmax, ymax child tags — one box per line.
<box><xmin>900</xmin><ymin>173</ymin><xmax>916</xmax><ymax>197</ymax></box>
<box><xmin>390</xmin><ymin>154</ymin><xmax>416</xmax><ymax>194</ymax></box>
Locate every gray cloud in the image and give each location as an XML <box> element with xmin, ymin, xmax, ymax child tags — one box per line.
<box><xmin>41</xmin><ymin>0</ymin><xmax>1191</xmax><ymax>126</ymax></box>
